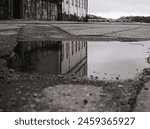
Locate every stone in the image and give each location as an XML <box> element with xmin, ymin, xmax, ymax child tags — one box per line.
<box><xmin>118</xmin><ymin>85</ymin><xmax>124</xmax><ymax>88</ymax></box>
<box><xmin>9</xmin><ymin>69</ymin><xmax>15</xmax><ymax>73</ymax></box>
<box><xmin>143</xmin><ymin>68</ymin><xmax>150</xmax><ymax>75</ymax></box>
<box><xmin>21</xmin><ymin>97</ymin><xmax>26</xmax><ymax>101</ymax></box>
<box><xmin>116</xmin><ymin>77</ymin><xmax>119</xmax><ymax>80</ymax></box>
<box><xmin>0</xmin><ymin>59</ymin><xmax>6</xmax><ymax>66</ymax></box>
<box><xmin>144</xmin><ymin>87</ymin><xmax>149</xmax><ymax>90</ymax></box>
<box><xmin>18</xmin><ymin>91</ymin><xmax>22</xmax><ymax>95</ymax></box>
<box><xmin>71</xmin><ymin>73</ymin><xmax>76</xmax><ymax>76</ymax></box>
<box><xmin>20</xmin><ymin>86</ymin><xmax>24</xmax><ymax>88</ymax></box>
<box><xmin>83</xmin><ymin>100</ymin><xmax>88</xmax><ymax>105</ymax></box>
<box><xmin>143</xmin><ymin>75</ymin><xmax>150</xmax><ymax>82</ymax></box>
<box><xmin>33</xmin><ymin>93</ymin><xmax>38</xmax><ymax>97</ymax></box>
<box><xmin>9</xmin><ymin>52</ymin><xmax>15</xmax><ymax>58</ymax></box>
<box><xmin>57</xmin><ymin>75</ymin><xmax>63</xmax><ymax>79</ymax></box>
<box><xmin>89</xmin><ymin>93</ymin><xmax>93</xmax><ymax>96</ymax></box>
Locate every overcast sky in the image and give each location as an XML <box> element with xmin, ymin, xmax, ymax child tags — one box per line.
<box><xmin>89</xmin><ymin>0</ymin><xmax>150</xmax><ymax>19</ymax></box>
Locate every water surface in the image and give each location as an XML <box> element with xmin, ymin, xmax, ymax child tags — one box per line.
<box><xmin>9</xmin><ymin>40</ymin><xmax>150</xmax><ymax>80</ymax></box>
<box><xmin>88</xmin><ymin>41</ymin><xmax>150</xmax><ymax>80</ymax></box>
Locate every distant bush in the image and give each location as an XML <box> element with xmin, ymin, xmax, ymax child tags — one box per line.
<box><xmin>118</xmin><ymin>16</ymin><xmax>150</xmax><ymax>23</ymax></box>
<box><xmin>132</xmin><ymin>16</ymin><xmax>150</xmax><ymax>23</ymax></box>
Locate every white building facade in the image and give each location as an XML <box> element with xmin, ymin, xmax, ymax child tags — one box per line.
<box><xmin>62</xmin><ymin>0</ymin><xmax>88</xmax><ymax>21</ymax></box>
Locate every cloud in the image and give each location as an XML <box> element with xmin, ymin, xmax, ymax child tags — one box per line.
<box><xmin>89</xmin><ymin>0</ymin><xmax>150</xmax><ymax>18</ymax></box>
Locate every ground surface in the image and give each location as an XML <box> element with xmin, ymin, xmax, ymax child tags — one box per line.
<box><xmin>1</xmin><ymin>21</ymin><xmax>150</xmax><ymax>56</ymax></box>
<box><xmin>0</xmin><ymin>72</ymin><xmax>142</xmax><ymax>112</ymax></box>
<box><xmin>0</xmin><ymin>20</ymin><xmax>150</xmax><ymax>112</ymax></box>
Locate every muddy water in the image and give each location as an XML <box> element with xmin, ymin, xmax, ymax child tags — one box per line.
<box><xmin>9</xmin><ymin>40</ymin><xmax>150</xmax><ymax>80</ymax></box>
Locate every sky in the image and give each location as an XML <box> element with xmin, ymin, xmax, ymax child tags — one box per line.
<box><xmin>89</xmin><ymin>0</ymin><xmax>150</xmax><ymax>19</ymax></box>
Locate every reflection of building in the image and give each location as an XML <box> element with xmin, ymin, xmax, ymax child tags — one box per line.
<box><xmin>0</xmin><ymin>0</ymin><xmax>88</xmax><ymax>21</ymax></box>
<box><xmin>9</xmin><ymin>41</ymin><xmax>87</xmax><ymax>77</ymax></box>
<box><xmin>61</xmin><ymin>41</ymin><xmax>87</xmax><ymax>76</ymax></box>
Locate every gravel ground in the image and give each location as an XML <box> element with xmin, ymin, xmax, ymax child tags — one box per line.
<box><xmin>0</xmin><ymin>68</ymin><xmax>143</xmax><ymax>112</ymax></box>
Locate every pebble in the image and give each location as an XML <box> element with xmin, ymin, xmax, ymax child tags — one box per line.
<box><xmin>75</xmin><ymin>102</ymin><xmax>78</xmax><ymax>105</ymax></box>
<box><xmin>9</xmin><ymin>52</ymin><xmax>15</xmax><ymax>58</ymax></box>
<box><xmin>95</xmin><ymin>76</ymin><xmax>98</xmax><ymax>80</ymax></box>
<box><xmin>9</xmin><ymin>69</ymin><xmax>15</xmax><ymax>73</ymax></box>
<box><xmin>100</xmin><ymin>93</ymin><xmax>107</xmax><ymax>97</ymax></box>
<box><xmin>143</xmin><ymin>68</ymin><xmax>150</xmax><ymax>75</ymax></box>
<box><xmin>71</xmin><ymin>73</ymin><xmax>76</xmax><ymax>76</ymax></box>
<box><xmin>57</xmin><ymin>75</ymin><xmax>63</xmax><ymax>79</ymax></box>
<box><xmin>83</xmin><ymin>100</ymin><xmax>88</xmax><ymax>105</ymax></box>
<box><xmin>18</xmin><ymin>91</ymin><xmax>22</xmax><ymax>94</ymax></box>
<box><xmin>20</xmin><ymin>86</ymin><xmax>24</xmax><ymax>88</ymax></box>
<box><xmin>89</xmin><ymin>93</ymin><xmax>93</xmax><ymax>96</ymax></box>
<box><xmin>144</xmin><ymin>87</ymin><xmax>149</xmax><ymax>90</ymax></box>
<box><xmin>118</xmin><ymin>85</ymin><xmax>124</xmax><ymax>88</ymax></box>
<box><xmin>116</xmin><ymin>77</ymin><xmax>119</xmax><ymax>80</ymax></box>
<box><xmin>90</xmin><ymin>75</ymin><xmax>94</xmax><ymax>79</ymax></box>
<box><xmin>30</xmin><ymin>104</ymin><xmax>36</xmax><ymax>108</ymax></box>
<box><xmin>143</xmin><ymin>75</ymin><xmax>150</xmax><ymax>82</ymax></box>
<box><xmin>21</xmin><ymin>97</ymin><xmax>26</xmax><ymax>101</ymax></box>
<box><xmin>33</xmin><ymin>93</ymin><xmax>38</xmax><ymax>97</ymax></box>
<box><xmin>72</xmin><ymin>76</ymin><xmax>77</xmax><ymax>80</ymax></box>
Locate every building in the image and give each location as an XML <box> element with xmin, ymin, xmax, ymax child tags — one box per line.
<box><xmin>0</xmin><ymin>0</ymin><xmax>88</xmax><ymax>21</ymax></box>
<box><xmin>0</xmin><ymin>0</ymin><xmax>62</xmax><ymax>20</ymax></box>
<box><xmin>0</xmin><ymin>0</ymin><xmax>9</xmax><ymax>19</ymax></box>
<box><xmin>62</xmin><ymin>0</ymin><xmax>88</xmax><ymax>21</ymax></box>
<box><xmin>9</xmin><ymin>40</ymin><xmax>87</xmax><ymax>77</ymax></box>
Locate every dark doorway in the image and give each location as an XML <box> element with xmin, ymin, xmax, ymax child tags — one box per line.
<box><xmin>13</xmin><ymin>0</ymin><xmax>22</xmax><ymax>19</ymax></box>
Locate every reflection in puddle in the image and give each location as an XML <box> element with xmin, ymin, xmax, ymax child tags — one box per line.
<box><xmin>88</xmin><ymin>41</ymin><xmax>150</xmax><ymax>80</ymax></box>
<box><xmin>9</xmin><ymin>41</ymin><xmax>87</xmax><ymax>77</ymax></box>
<box><xmin>9</xmin><ymin>40</ymin><xmax>150</xmax><ymax>80</ymax></box>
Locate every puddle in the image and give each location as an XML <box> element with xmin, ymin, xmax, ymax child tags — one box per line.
<box><xmin>88</xmin><ymin>41</ymin><xmax>150</xmax><ymax>80</ymax></box>
<box><xmin>9</xmin><ymin>40</ymin><xmax>150</xmax><ymax>80</ymax></box>
<box><xmin>9</xmin><ymin>41</ymin><xmax>87</xmax><ymax>77</ymax></box>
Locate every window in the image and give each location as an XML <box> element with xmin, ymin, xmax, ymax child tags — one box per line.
<box><xmin>78</xmin><ymin>42</ymin><xmax>80</xmax><ymax>51</ymax></box>
<box><xmin>66</xmin><ymin>43</ymin><xmax>69</xmax><ymax>58</ymax></box>
<box><xmin>75</xmin><ymin>0</ymin><xmax>77</xmax><ymax>6</ymax></box>
<box><xmin>75</xmin><ymin>41</ymin><xmax>77</xmax><ymax>52</ymax></box>
<box><xmin>79</xmin><ymin>0</ymin><xmax>80</xmax><ymax>7</ymax></box>
<box><xmin>61</xmin><ymin>44</ymin><xmax>64</xmax><ymax>61</ymax></box>
<box><xmin>72</xmin><ymin>41</ymin><xmax>74</xmax><ymax>55</ymax></box>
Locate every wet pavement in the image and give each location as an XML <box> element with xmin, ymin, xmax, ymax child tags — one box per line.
<box><xmin>1</xmin><ymin>21</ymin><xmax>150</xmax><ymax>57</ymax></box>
<box><xmin>1</xmin><ymin>21</ymin><xmax>150</xmax><ymax>112</ymax></box>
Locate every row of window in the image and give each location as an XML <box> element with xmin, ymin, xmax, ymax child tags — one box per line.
<box><xmin>62</xmin><ymin>41</ymin><xmax>87</xmax><ymax>60</ymax></box>
<box><xmin>64</xmin><ymin>0</ymin><xmax>88</xmax><ymax>9</ymax></box>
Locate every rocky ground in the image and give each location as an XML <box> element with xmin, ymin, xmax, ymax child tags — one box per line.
<box><xmin>1</xmin><ymin>21</ymin><xmax>150</xmax><ymax>112</ymax></box>
<box><xmin>0</xmin><ymin>68</ymin><xmax>144</xmax><ymax>112</ymax></box>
